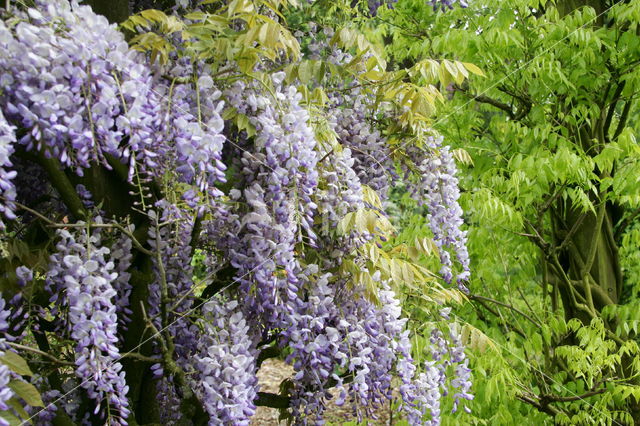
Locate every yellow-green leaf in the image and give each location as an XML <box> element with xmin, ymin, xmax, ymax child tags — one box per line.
<box><xmin>462</xmin><ymin>62</ymin><xmax>485</xmax><ymax>76</ymax></box>
<box><xmin>7</xmin><ymin>398</ymin><xmax>29</xmax><ymax>419</ymax></box>
<box><xmin>0</xmin><ymin>352</ymin><xmax>32</xmax><ymax>377</ymax></box>
<box><xmin>0</xmin><ymin>411</ymin><xmax>21</xmax><ymax>426</ymax></box>
<box><xmin>9</xmin><ymin>380</ymin><xmax>43</xmax><ymax>407</ymax></box>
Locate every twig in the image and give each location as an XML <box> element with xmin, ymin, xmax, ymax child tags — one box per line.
<box><xmin>119</xmin><ymin>352</ymin><xmax>160</xmax><ymax>363</ymax></box>
<box><xmin>541</xmin><ymin>388</ymin><xmax>606</xmax><ymax>403</ymax></box>
<box><xmin>6</xmin><ymin>342</ymin><xmax>74</xmax><ymax>366</ymax></box>
<box><xmin>469</xmin><ymin>294</ymin><xmax>542</xmax><ymax>328</ymax></box>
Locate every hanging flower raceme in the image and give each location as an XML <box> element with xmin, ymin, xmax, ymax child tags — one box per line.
<box><xmin>415</xmin><ymin>135</ymin><xmax>470</xmax><ymax>291</ymax></box>
<box><xmin>447</xmin><ymin>325</ymin><xmax>474</xmax><ymax>414</ymax></box>
<box><xmin>284</xmin><ymin>271</ymin><xmax>438</xmax><ymax>425</ymax></box>
<box><xmin>329</xmin><ymin>90</ymin><xmax>394</xmax><ymax>202</ymax></box>
<box><xmin>0</xmin><ymin>110</ymin><xmax>16</xmax><ymax>228</ymax></box>
<box><xmin>224</xmin><ymin>73</ymin><xmax>319</xmax><ymax>331</ymax></box>
<box><xmin>111</xmin><ymin>230</ymin><xmax>134</xmax><ymax>332</ymax></box>
<box><xmin>46</xmin><ymin>219</ymin><xmax>129</xmax><ymax>425</ymax></box>
<box><xmin>193</xmin><ymin>297</ymin><xmax>259</xmax><ymax>425</ymax></box>
<box><xmin>160</xmin><ymin>58</ymin><xmax>228</xmax><ymax>198</ymax></box>
<box><xmin>315</xmin><ymin>144</ymin><xmax>370</xmax><ymax>264</ymax></box>
<box><xmin>285</xmin><ymin>271</ymin><xmax>346</xmax><ymax>421</ymax></box>
<box><xmin>0</xmin><ymin>2</ymin><xmax>157</xmax><ymax>175</ymax></box>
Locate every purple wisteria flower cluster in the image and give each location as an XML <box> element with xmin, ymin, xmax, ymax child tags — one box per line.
<box><xmin>111</xmin><ymin>230</ymin><xmax>134</xmax><ymax>332</ymax></box>
<box><xmin>224</xmin><ymin>73</ymin><xmax>319</xmax><ymax>332</ymax></box>
<box><xmin>0</xmin><ymin>1</ymin><xmax>158</xmax><ymax>176</ymax></box>
<box><xmin>315</xmin><ymin>143</ymin><xmax>371</xmax><ymax>261</ymax></box>
<box><xmin>0</xmin><ymin>0</ymin><xmax>227</xmax><ymax>206</ymax></box>
<box><xmin>399</xmin><ymin>323</ymin><xmax>474</xmax><ymax>425</ymax></box>
<box><xmin>447</xmin><ymin>326</ymin><xmax>474</xmax><ymax>414</ymax></box>
<box><xmin>194</xmin><ymin>297</ymin><xmax>258</xmax><ymax>424</ymax></box>
<box><xmin>284</xmin><ymin>270</ymin><xmax>471</xmax><ymax>425</ymax></box>
<box><xmin>0</xmin><ymin>110</ymin><xmax>16</xmax><ymax>228</ymax></box>
<box><xmin>46</xmin><ymin>220</ymin><xmax>129</xmax><ymax>424</ymax></box>
<box><xmin>160</xmin><ymin>59</ymin><xmax>228</xmax><ymax>198</ymax></box>
<box><xmin>0</xmin><ymin>364</ymin><xmax>11</xmax><ymax>426</ymax></box>
<box><xmin>329</xmin><ymin>91</ymin><xmax>394</xmax><ymax>202</ymax></box>
<box><xmin>415</xmin><ymin>135</ymin><xmax>471</xmax><ymax>291</ymax></box>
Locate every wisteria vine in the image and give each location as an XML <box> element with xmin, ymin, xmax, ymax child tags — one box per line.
<box><xmin>0</xmin><ymin>0</ymin><xmax>473</xmax><ymax>425</ymax></box>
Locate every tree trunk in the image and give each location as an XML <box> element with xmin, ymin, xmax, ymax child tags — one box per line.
<box><xmin>551</xmin><ymin>202</ymin><xmax>621</xmax><ymax>324</ymax></box>
<box><xmin>85</xmin><ymin>0</ymin><xmax>130</xmax><ymax>24</ymax></box>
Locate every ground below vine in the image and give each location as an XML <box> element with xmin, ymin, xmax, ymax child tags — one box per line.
<box><xmin>252</xmin><ymin>359</ymin><xmax>393</xmax><ymax>425</ymax></box>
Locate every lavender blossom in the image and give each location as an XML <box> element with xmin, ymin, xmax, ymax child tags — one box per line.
<box><xmin>194</xmin><ymin>298</ymin><xmax>259</xmax><ymax>425</ymax></box>
<box><xmin>0</xmin><ymin>363</ymin><xmax>12</xmax><ymax>414</ymax></box>
<box><xmin>46</xmin><ymin>221</ymin><xmax>129</xmax><ymax>424</ymax></box>
<box><xmin>329</xmin><ymin>90</ymin><xmax>394</xmax><ymax>202</ymax></box>
<box><xmin>224</xmin><ymin>74</ymin><xmax>319</xmax><ymax>332</ymax></box>
<box><xmin>111</xmin><ymin>230</ymin><xmax>134</xmax><ymax>331</ymax></box>
<box><xmin>0</xmin><ymin>110</ymin><xmax>16</xmax><ymax>228</ymax></box>
<box><xmin>0</xmin><ymin>0</ymin><xmax>226</xmax><ymax>207</ymax></box>
<box><xmin>415</xmin><ymin>135</ymin><xmax>470</xmax><ymax>291</ymax></box>
<box><xmin>448</xmin><ymin>325</ymin><xmax>474</xmax><ymax>413</ymax></box>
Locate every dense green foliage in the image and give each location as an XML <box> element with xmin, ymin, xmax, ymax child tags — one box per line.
<box><xmin>371</xmin><ymin>0</ymin><xmax>640</xmax><ymax>424</ymax></box>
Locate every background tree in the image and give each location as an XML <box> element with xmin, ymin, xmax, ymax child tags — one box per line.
<box><xmin>378</xmin><ymin>0</ymin><xmax>640</xmax><ymax>423</ymax></box>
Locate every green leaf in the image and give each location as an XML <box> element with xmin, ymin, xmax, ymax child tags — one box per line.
<box><xmin>462</xmin><ymin>61</ymin><xmax>485</xmax><ymax>76</ymax></box>
<box><xmin>0</xmin><ymin>352</ymin><xmax>32</xmax><ymax>377</ymax></box>
<box><xmin>9</xmin><ymin>380</ymin><xmax>43</xmax><ymax>407</ymax></box>
<box><xmin>6</xmin><ymin>398</ymin><xmax>29</xmax><ymax>420</ymax></box>
<box><xmin>0</xmin><ymin>412</ymin><xmax>21</xmax><ymax>426</ymax></box>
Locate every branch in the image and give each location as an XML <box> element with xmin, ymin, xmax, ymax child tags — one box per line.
<box><xmin>539</xmin><ymin>190</ymin><xmax>563</xmax><ymax>218</ymax></box>
<box><xmin>603</xmin><ymin>81</ymin><xmax>624</xmax><ymax>141</ymax></box>
<box><xmin>6</xmin><ymin>342</ymin><xmax>74</xmax><ymax>366</ymax></box>
<box><xmin>612</xmin><ymin>98</ymin><xmax>633</xmax><ymax>141</ymax></box>
<box><xmin>581</xmin><ymin>202</ymin><xmax>606</xmax><ymax>313</ymax></box>
<box><xmin>541</xmin><ymin>387</ymin><xmax>606</xmax><ymax>403</ymax></box>
<box><xmin>256</xmin><ymin>391</ymin><xmax>290</xmax><ymax>409</ymax></box>
<box><xmin>556</xmin><ymin>211</ymin><xmax>587</xmax><ymax>253</ymax></box>
<box><xmin>9</xmin><ymin>200</ymin><xmax>56</xmax><ymax>225</ymax></box>
<box><xmin>32</xmin><ymin>152</ymin><xmax>87</xmax><ymax>219</ymax></box>
<box><xmin>523</xmin><ymin>217</ymin><xmax>551</xmax><ymax>253</ymax></box>
<box><xmin>119</xmin><ymin>352</ymin><xmax>160</xmax><ymax>363</ymax></box>
<box><xmin>516</xmin><ymin>392</ymin><xmax>562</xmax><ymax>416</ymax></box>
<box><xmin>517</xmin><ymin>387</ymin><xmax>605</xmax><ymax>418</ymax></box>
<box><xmin>497</xmin><ymin>85</ymin><xmax>532</xmax><ymax>120</ymax></box>
<box><xmin>457</xmin><ymin>86</ymin><xmax>515</xmax><ymax>118</ymax></box>
<box><xmin>469</xmin><ymin>294</ymin><xmax>541</xmax><ymax>328</ymax></box>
